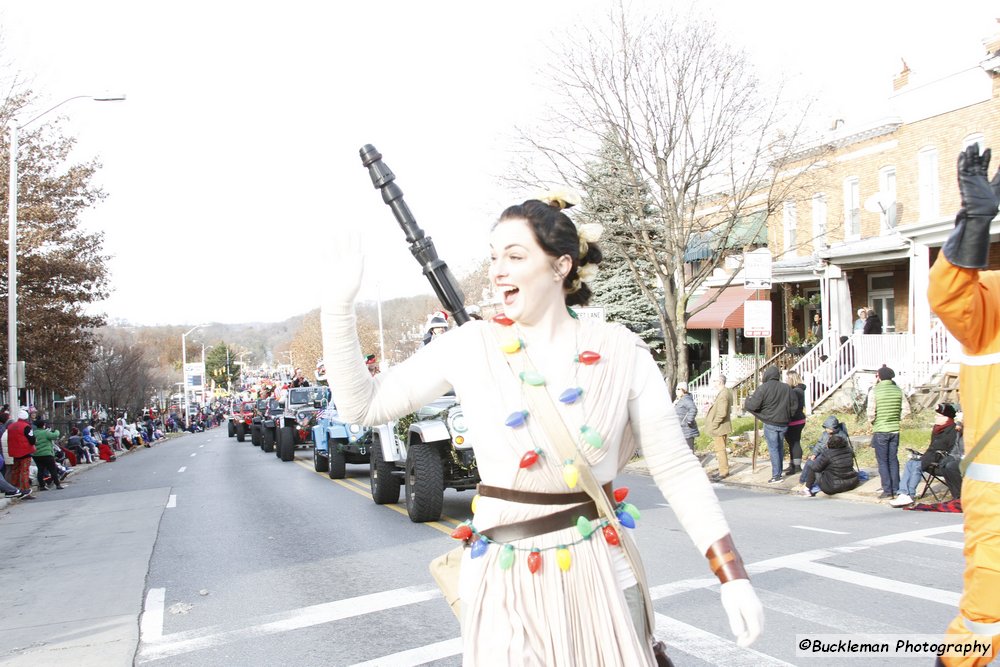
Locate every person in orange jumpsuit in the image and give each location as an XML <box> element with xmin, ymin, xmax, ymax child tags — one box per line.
<box><xmin>928</xmin><ymin>144</ymin><xmax>1000</xmax><ymax>667</ymax></box>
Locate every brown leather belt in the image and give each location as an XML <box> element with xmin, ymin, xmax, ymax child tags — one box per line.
<box><xmin>476</xmin><ymin>483</ymin><xmax>615</xmax><ymax>543</ymax></box>
<box><xmin>477</xmin><ymin>482</ymin><xmax>614</xmax><ymax>505</ymax></box>
<box><xmin>481</xmin><ymin>502</ymin><xmax>601</xmax><ymax>543</ymax></box>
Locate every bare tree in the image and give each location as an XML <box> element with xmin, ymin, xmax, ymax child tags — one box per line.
<box><xmin>512</xmin><ymin>5</ymin><xmax>827</xmax><ymax>384</ymax></box>
<box><xmin>82</xmin><ymin>329</ymin><xmax>157</xmax><ymax>417</ymax></box>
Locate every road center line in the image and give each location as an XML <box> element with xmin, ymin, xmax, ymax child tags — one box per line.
<box><xmin>177</xmin><ymin>467</ymin><xmax>186</xmax><ymax>473</ymax></box>
<box><xmin>166</xmin><ymin>495</ymin><xmax>177</xmax><ymax>508</ymax></box>
<box><xmin>199</xmin><ymin>445</ymin><xmax>204</xmax><ymax>448</ymax></box>
<box><xmin>140</xmin><ymin>588</ymin><xmax>165</xmax><ymax>642</ymax></box>
<box><xmin>790</xmin><ymin>525</ymin><xmax>850</xmax><ymax>535</ymax></box>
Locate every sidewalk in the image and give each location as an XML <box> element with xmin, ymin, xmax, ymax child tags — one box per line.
<box><xmin>0</xmin><ymin>438</ymin><xmax>175</xmax><ymax>666</ymax></box>
<box><xmin>625</xmin><ymin>450</ymin><xmax>952</xmax><ymax>506</ymax></box>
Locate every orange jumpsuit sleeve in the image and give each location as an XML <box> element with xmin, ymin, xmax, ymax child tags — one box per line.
<box><xmin>928</xmin><ymin>253</ymin><xmax>1000</xmax><ymax>353</ymax></box>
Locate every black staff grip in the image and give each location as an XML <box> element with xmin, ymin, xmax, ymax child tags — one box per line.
<box><xmin>360</xmin><ymin>144</ymin><xmax>469</xmax><ymax>325</ymax></box>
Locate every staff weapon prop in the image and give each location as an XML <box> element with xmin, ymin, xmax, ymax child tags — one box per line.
<box><xmin>359</xmin><ymin>144</ymin><xmax>469</xmax><ymax>326</ymax></box>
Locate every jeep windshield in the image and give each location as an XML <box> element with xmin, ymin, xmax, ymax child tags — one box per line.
<box><xmin>287</xmin><ymin>387</ymin><xmax>330</xmax><ymax>407</ymax></box>
<box><xmin>241</xmin><ymin>402</ymin><xmax>255</xmax><ymax>413</ymax></box>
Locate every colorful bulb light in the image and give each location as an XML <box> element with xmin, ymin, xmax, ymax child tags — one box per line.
<box><xmin>519</xmin><ymin>449</ymin><xmax>540</xmax><ymax>468</ymax></box>
<box><xmin>581</xmin><ymin>426</ymin><xmax>603</xmax><ymax>448</ymax></box>
<box><xmin>499</xmin><ymin>544</ymin><xmax>515</xmax><ymax>570</ymax></box>
<box><xmin>519</xmin><ymin>371</ymin><xmax>545</xmax><ymax>386</ymax></box>
<box><xmin>622</xmin><ymin>502</ymin><xmax>641</xmax><ymax>521</ymax></box>
<box><xmin>563</xmin><ymin>461</ymin><xmax>579</xmax><ymax>488</ymax></box>
<box><xmin>613</xmin><ymin>487</ymin><xmax>629</xmax><ymax>503</ymax></box>
<box><xmin>616</xmin><ymin>510</ymin><xmax>636</xmax><ymax>529</ymax></box>
<box><xmin>527</xmin><ymin>549</ymin><xmax>542</xmax><ymax>574</ymax></box>
<box><xmin>556</xmin><ymin>546</ymin><xmax>572</xmax><ymax>572</ymax></box>
<box><xmin>505</xmin><ymin>410</ymin><xmax>529</xmax><ymax>428</ymax></box>
<box><xmin>492</xmin><ymin>314</ymin><xmax>514</xmax><ymax>326</ymax></box>
<box><xmin>501</xmin><ymin>339</ymin><xmax>522</xmax><ymax>354</ymax></box>
<box><xmin>576</xmin><ymin>351</ymin><xmax>601</xmax><ymax>365</ymax></box>
<box><xmin>471</xmin><ymin>537</ymin><xmax>489</xmax><ymax>559</ymax></box>
<box><xmin>559</xmin><ymin>387</ymin><xmax>583</xmax><ymax>404</ymax></box>
<box><xmin>471</xmin><ymin>494</ymin><xmax>480</xmax><ymax>513</ymax></box>
<box><xmin>451</xmin><ymin>523</ymin><xmax>473</xmax><ymax>541</ymax></box>
<box><xmin>603</xmin><ymin>525</ymin><xmax>620</xmax><ymax>546</ymax></box>
<box><xmin>576</xmin><ymin>516</ymin><xmax>595</xmax><ymax>538</ymax></box>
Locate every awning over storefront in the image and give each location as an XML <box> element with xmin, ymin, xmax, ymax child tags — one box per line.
<box><xmin>687</xmin><ymin>285</ymin><xmax>764</xmax><ymax>330</ymax></box>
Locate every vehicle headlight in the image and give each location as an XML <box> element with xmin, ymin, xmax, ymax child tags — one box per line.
<box><xmin>448</xmin><ymin>408</ymin><xmax>468</xmax><ymax>434</ymax></box>
<box><xmin>349</xmin><ymin>424</ymin><xmax>361</xmax><ymax>434</ymax></box>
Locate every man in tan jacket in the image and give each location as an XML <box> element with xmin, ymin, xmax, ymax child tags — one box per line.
<box><xmin>705</xmin><ymin>374</ymin><xmax>733</xmax><ymax>479</ymax></box>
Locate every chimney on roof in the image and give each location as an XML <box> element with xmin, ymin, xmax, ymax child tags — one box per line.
<box><xmin>893</xmin><ymin>59</ymin><xmax>911</xmax><ymax>91</ymax></box>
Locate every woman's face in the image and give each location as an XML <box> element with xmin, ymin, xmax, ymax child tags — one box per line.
<box><xmin>489</xmin><ymin>218</ymin><xmax>571</xmax><ymax>324</ymax></box>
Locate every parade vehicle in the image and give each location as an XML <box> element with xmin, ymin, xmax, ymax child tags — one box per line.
<box><xmin>261</xmin><ymin>385</ymin><xmax>331</xmax><ymax>462</ymax></box>
<box><xmin>368</xmin><ymin>393</ymin><xmax>479</xmax><ymax>523</ymax></box>
<box><xmin>249</xmin><ymin>398</ymin><xmax>269</xmax><ymax>446</ymax></box>
<box><xmin>258</xmin><ymin>397</ymin><xmax>284</xmax><ymax>453</ymax></box>
<box><xmin>228</xmin><ymin>401</ymin><xmax>256</xmax><ymax>441</ymax></box>
<box><xmin>311</xmin><ymin>404</ymin><xmax>371</xmax><ymax>477</ymax></box>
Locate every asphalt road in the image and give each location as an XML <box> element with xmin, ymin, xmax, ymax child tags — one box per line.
<box><xmin>0</xmin><ymin>428</ymin><xmax>966</xmax><ymax>666</ymax></box>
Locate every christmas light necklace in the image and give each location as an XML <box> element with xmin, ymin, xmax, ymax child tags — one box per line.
<box><xmin>450</xmin><ymin>311</ymin><xmax>642</xmax><ymax>573</ymax></box>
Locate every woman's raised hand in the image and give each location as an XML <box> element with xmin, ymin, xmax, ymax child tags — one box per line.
<box><xmin>324</xmin><ymin>229</ymin><xmax>365</xmax><ymax>307</ymax></box>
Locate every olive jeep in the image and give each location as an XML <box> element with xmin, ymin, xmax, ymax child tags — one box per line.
<box><xmin>368</xmin><ymin>394</ymin><xmax>478</xmax><ymax>523</ymax></box>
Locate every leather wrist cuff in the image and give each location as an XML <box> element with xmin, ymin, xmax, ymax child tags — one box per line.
<box><xmin>704</xmin><ymin>534</ymin><xmax>749</xmax><ymax>584</ymax></box>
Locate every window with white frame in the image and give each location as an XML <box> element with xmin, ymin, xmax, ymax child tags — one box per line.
<box><xmin>918</xmin><ymin>146</ymin><xmax>939</xmax><ymax>222</ymax></box>
<box><xmin>843</xmin><ymin>177</ymin><xmax>860</xmax><ymax>239</ymax></box>
<box><xmin>878</xmin><ymin>166</ymin><xmax>897</xmax><ymax>232</ymax></box>
<box><xmin>812</xmin><ymin>193</ymin><xmax>827</xmax><ymax>248</ymax></box>
<box><xmin>963</xmin><ymin>133</ymin><xmax>985</xmax><ymax>151</ymax></box>
<box><xmin>783</xmin><ymin>200</ymin><xmax>797</xmax><ymax>255</ymax></box>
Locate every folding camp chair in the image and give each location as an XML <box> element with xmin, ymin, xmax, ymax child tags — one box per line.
<box><xmin>910</xmin><ymin>449</ymin><xmax>952</xmax><ymax>502</ymax></box>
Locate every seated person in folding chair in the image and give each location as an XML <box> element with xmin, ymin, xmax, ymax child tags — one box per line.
<box><xmin>891</xmin><ymin>403</ymin><xmax>958</xmax><ymax>507</ymax></box>
<box><xmin>938</xmin><ymin>412</ymin><xmax>965</xmax><ymax>500</ymax></box>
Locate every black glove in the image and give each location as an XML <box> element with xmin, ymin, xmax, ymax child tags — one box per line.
<box><xmin>942</xmin><ymin>145</ymin><xmax>1000</xmax><ymax>269</ymax></box>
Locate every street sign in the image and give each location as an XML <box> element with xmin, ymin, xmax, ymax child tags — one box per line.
<box><xmin>744</xmin><ymin>300</ymin><xmax>772</xmax><ymax>338</ymax></box>
<box><xmin>574</xmin><ymin>306</ymin><xmax>606</xmax><ymax>321</ymax></box>
<box><xmin>744</xmin><ymin>248</ymin><xmax>773</xmax><ymax>290</ymax></box>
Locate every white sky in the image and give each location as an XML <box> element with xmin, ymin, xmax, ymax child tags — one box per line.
<box><xmin>1</xmin><ymin>0</ymin><xmax>996</xmax><ymax>326</ymax></box>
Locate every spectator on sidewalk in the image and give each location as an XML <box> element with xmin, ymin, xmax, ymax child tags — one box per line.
<box><xmin>867</xmin><ymin>364</ymin><xmax>911</xmax><ymax>500</ymax></box>
<box><xmin>673</xmin><ymin>381</ymin><xmax>699</xmax><ymax>452</ymax></box>
<box><xmin>32</xmin><ymin>419</ymin><xmax>64</xmax><ymax>491</ymax></box>
<box><xmin>940</xmin><ymin>415</ymin><xmax>964</xmax><ymax>500</ymax></box>
<box><xmin>891</xmin><ymin>403</ymin><xmax>958</xmax><ymax>507</ymax></box>
<box><xmin>7</xmin><ymin>410</ymin><xmax>37</xmax><ymax>496</ymax></box>
<box><xmin>799</xmin><ymin>416</ymin><xmax>851</xmax><ymax>485</ymax></box>
<box><xmin>784</xmin><ymin>370</ymin><xmax>807</xmax><ymax>475</ymax></box>
<box><xmin>798</xmin><ymin>435</ymin><xmax>859</xmax><ymax>497</ymax></box>
<box><xmin>744</xmin><ymin>366</ymin><xmax>795</xmax><ymax>484</ymax></box>
<box><xmin>810</xmin><ymin>313</ymin><xmax>823</xmax><ymax>340</ymax></box>
<box><xmin>65</xmin><ymin>427</ymin><xmax>93</xmax><ymax>464</ymax></box>
<box><xmin>705</xmin><ymin>374</ymin><xmax>733</xmax><ymax>479</ymax></box>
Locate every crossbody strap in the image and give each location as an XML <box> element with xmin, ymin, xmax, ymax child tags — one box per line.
<box><xmin>490</xmin><ymin>323</ymin><xmax>656</xmax><ymax>636</ymax></box>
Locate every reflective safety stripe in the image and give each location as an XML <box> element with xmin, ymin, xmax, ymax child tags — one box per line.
<box><xmin>957</xmin><ymin>349</ymin><xmax>1000</xmax><ymax>366</ymax></box>
<box><xmin>964</xmin><ymin>616</ymin><xmax>1000</xmax><ymax>636</ymax></box>
<box><xmin>965</xmin><ymin>462</ymin><xmax>1000</xmax><ymax>484</ymax></box>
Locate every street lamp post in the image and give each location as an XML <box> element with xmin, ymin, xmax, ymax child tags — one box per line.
<box><xmin>181</xmin><ymin>324</ymin><xmax>206</xmax><ymax>429</ymax></box>
<box><xmin>6</xmin><ymin>94</ymin><xmax>125</xmax><ymax>415</ymax></box>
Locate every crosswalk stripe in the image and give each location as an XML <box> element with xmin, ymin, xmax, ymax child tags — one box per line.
<box><xmin>788</xmin><ymin>561</ymin><xmax>961</xmax><ymax>606</ymax></box>
<box><xmin>348</xmin><ymin>638</ymin><xmax>463</xmax><ymax>667</ymax></box>
<box><xmin>907</xmin><ymin>536</ymin><xmax>964</xmax><ymax>549</ymax></box>
<box><xmin>754</xmin><ymin>588</ymin><xmax>910</xmax><ymax>634</ymax></box>
<box><xmin>656</xmin><ymin>613</ymin><xmax>794</xmax><ymax>666</ymax></box>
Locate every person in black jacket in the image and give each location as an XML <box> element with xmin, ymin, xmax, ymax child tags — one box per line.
<box><xmin>798</xmin><ymin>435</ymin><xmax>859</xmax><ymax>496</ymax></box>
<box><xmin>743</xmin><ymin>366</ymin><xmax>795</xmax><ymax>484</ymax></box>
<box><xmin>863</xmin><ymin>309</ymin><xmax>883</xmax><ymax>334</ymax></box>
<box><xmin>784</xmin><ymin>370</ymin><xmax>807</xmax><ymax>475</ymax></box>
<box><xmin>890</xmin><ymin>403</ymin><xmax>958</xmax><ymax>507</ymax></box>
